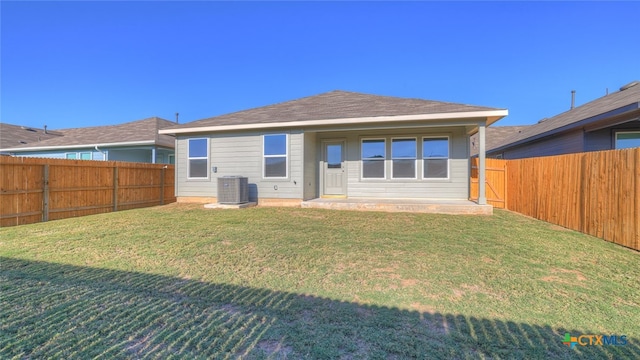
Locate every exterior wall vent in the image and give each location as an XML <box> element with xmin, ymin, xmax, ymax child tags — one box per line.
<box><xmin>217</xmin><ymin>176</ymin><xmax>249</xmax><ymax>204</ymax></box>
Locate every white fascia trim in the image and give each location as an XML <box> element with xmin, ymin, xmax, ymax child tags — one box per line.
<box><xmin>159</xmin><ymin>110</ymin><xmax>509</xmax><ymax>135</ymax></box>
<box><xmin>1</xmin><ymin>140</ymin><xmax>156</xmax><ymax>152</ymax></box>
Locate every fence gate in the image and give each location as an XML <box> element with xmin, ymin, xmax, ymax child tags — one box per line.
<box><xmin>470</xmin><ymin>158</ymin><xmax>507</xmax><ymax>209</ymax></box>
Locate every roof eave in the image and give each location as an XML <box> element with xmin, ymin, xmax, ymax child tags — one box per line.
<box><xmin>0</xmin><ymin>140</ymin><xmax>160</xmax><ymax>152</ymax></box>
<box><xmin>160</xmin><ymin>109</ymin><xmax>509</xmax><ymax>135</ymax></box>
<box><xmin>487</xmin><ymin>102</ymin><xmax>640</xmax><ymax>154</ymax></box>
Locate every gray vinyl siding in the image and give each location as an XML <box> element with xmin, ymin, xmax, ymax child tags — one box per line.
<box><xmin>316</xmin><ymin>127</ymin><xmax>470</xmax><ymax>200</ymax></box>
<box><xmin>585</xmin><ymin>120</ymin><xmax>640</xmax><ymax>151</ymax></box>
<box><xmin>108</xmin><ymin>149</ymin><xmax>151</xmax><ymax>163</ymax></box>
<box><xmin>493</xmin><ymin>121</ymin><xmax>640</xmax><ymax>159</ymax></box>
<box><xmin>176</xmin><ymin>131</ymin><xmax>304</xmax><ymax>200</ymax></box>
<box><xmin>12</xmin><ymin>149</ymin><xmax>105</xmax><ymax>160</ymax></box>
<box><xmin>501</xmin><ymin>130</ymin><xmax>584</xmax><ymax>159</ymax></box>
<box><xmin>176</xmin><ymin>126</ymin><xmax>474</xmax><ymax>201</ymax></box>
<box><xmin>303</xmin><ymin>132</ymin><xmax>318</xmax><ymax>200</ymax></box>
<box><xmin>108</xmin><ymin>148</ymin><xmax>174</xmax><ymax>163</ymax></box>
<box><xmin>584</xmin><ymin>129</ymin><xmax>613</xmax><ymax>152</ymax></box>
<box><xmin>10</xmin><ymin>147</ymin><xmax>174</xmax><ymax>163</ymax></box>
<box><xmin>14</xmin><ymin>152</ymin><xmax>68</xmax><ymax>159</ymax></box>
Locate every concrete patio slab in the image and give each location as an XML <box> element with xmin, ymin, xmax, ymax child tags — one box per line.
<box><xmin>204</xmin><ymin>202</ymin><xmax>257</xmax><ymax>209</ymax></box>
<box><xmin>301</xmin><ymin>198</ymin><xmax>492</xmax><ymax>215</ymax></box>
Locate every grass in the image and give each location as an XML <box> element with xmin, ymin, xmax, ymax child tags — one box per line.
<box><xmin>1</xmin><ymin>204</ymin><xmax>638</xmax><ymax>359</ymax></box>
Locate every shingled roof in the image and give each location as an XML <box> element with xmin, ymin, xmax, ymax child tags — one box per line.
<box><xmin>1</xmin><ymin>117</ymin><xmax>176</xmax><ymax>151</ymax></box>
<box><xmin>470</xmin><ymin>126</ymin><xmax>530</xmax><ymax>156</ymax></box>
<box><xmin>0</xmin><ymin>123</ymin><xmax>64</xmax><ymax>149</ymax></box>
<box><xmin>488</xmin><ymin>81</ymin><xmax>640</xmax><ymax>153</ymax></box>
<box><xmin>164</xmin><ymin>90</ymin><xmax>504</xmax><ymax>133</ymax></box>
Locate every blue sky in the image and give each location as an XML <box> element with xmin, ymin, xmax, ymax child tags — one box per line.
<box><xmin>1</xmin><ymin>1</ymin><xmax>639</xmax><ymax>130</ymax></box>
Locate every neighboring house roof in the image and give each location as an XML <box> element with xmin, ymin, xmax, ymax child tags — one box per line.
<box><xmin>470</xmin><ymin>126</ymin><xmax>530</xmax><ymax>156</ymax></box>
<box><xmin>161</xmin><ymin>90</ymin><xmax>507</xmax><ymax>134</ymax></box>
<box><xmin>488</xmin><ymin>81</ymin><xmax>640</xmax><ymax>154</ymax></box>
<box><xmin>0</xmin><ymin>123</ymin><xmax>64</xmax><ymax>149</ymax></box>
<box><xmin>1</xmin><ymin>117</ymin><xmax>176</xmax><ymax>152</ymax></box>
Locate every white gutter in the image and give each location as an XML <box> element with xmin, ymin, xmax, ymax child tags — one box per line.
<box><xmin>0</xmin><ymin>140</ymin><xmax>157</xmax><ymax>153</ymax></box>
<box><xmin>160</xmin><ymin>110</ymin><xmax>509</xmax><ymax>135</ymax></box>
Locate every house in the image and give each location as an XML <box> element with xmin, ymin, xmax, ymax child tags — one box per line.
<box><xmin>160</xmin><ymin>90</ymin><xmax>507</xmax><ymax>211</ymax></box>
<box><xmin>487</xmin><ymin>80</ymin><xmax>640</xmax><ymax>159</ymax></box>
<box><xmin>0</xmin><ymin>117</ymin><xmax>176</xmax><ymax>164</ymax></box>
<box><xmin>0</xmin><ymin>123</ymin><xmax>64</xmax><ymax>151</ymax></box>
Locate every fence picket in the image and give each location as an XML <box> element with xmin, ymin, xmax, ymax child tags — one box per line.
<box><xmin>504</xmin><ymin>148</ymin><xmax>639</xmax><ymax>252</ymax></box>
<box><xmin>0</xmin><ymin>157</ymin><xmax>175</xmax><ymax>227</ymax></box>
<box><xmin>470</xmin><ymin>148</ymin><xmax>639</xmax><ymax>251</ymax></box>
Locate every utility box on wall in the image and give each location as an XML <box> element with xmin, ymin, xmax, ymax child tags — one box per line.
<box><xmin>217</xmin><ymin>176</ymin><xmax>249</xmax><ymax>204</ymax></box>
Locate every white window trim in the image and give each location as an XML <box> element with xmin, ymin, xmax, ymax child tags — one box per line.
<box><xmin>361</xmin><ymin>138</ymin><xmax>386</xmax><ymax>180</ymax></box>
<box><xmin>614</xmin><ymin>131</ymin><xmax>640</xmax><ymax>149</ymax></box>
<box><xmin>422</xmin><ymin>136</ymin><xmax>450</xmax><ymax>180</ymax></box>
<box><xmin>187</xmin><ymin>138</ymin><xmax>210</xmax><ymax>180</ymax></box>
<box><xmin>65</xmin><ymin>152</ymin><xmax>91</xmax><ymax>160</ymax></box>
<box><xmin>262</xmin><ymin>133</ymin><xmax>289</xmax><ymax>179</ymax></box>
<box><xmin>391</xmin><ymin>137</ymin><xmax>417</xmax><ymax>180</ymax></box>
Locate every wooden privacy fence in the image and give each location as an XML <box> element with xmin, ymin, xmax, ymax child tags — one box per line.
<box><xmin>0</xmin><ymin>157</ymin><xmax>175</xmax><ymax>227</ymax></box>
<box><xmin>470</xmin><ymin>148</ymin><xmax>640</xmax><ymax>251</ymax></box>
<box><xmin>470</xmin><ymin>158</ymin><xmax>507</xmax><ymax>209</ymax></box>
<box><xmin>507</xmin><ymin>148</ymin><xmax>639</xmax><ymax>252</ymax></box>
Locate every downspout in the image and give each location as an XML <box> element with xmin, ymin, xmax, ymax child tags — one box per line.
<box><xmin>94</xmin><ymin>145</ymin><xmax>107</xmax><ymax>161</ymax></box>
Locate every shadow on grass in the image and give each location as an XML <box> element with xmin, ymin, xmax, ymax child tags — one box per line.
<box><xmin>1</xmin><ymin>257</ymin><xmax>637</xmax><ymax>359</ymax></box>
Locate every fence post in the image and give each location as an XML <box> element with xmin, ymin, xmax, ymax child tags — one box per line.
<box><xmin>43</xmin><ymin>164</ymin><xmax>49</xmax><ymax>222</ymax></box>
<box><xmin>578</xmin><ymin>154</ymin><xmax>586</xmax><ymax>233</ymax></box>
<box><xmin>478</xmin><ymin>124</ymin><xmax>487</xmax><ymax>205</ymax></box>
<box><xmin>160</xmin><ymin>167</ymin><xmax>165</xmax><ymax>205</ymax></box>
<box><xmin>635</xmin><ymin>148</ymin><xmax>640</xmax><ymax>251</ymax></box>
<box><xmin>113</xmin><ymin>167</ymin><xmax>119</xmax><ymax>212</ymax></box>
<box><xmin>503</xmin><ymin>160</ymin><xmax>508</xmax><ymax>209</ymax></box>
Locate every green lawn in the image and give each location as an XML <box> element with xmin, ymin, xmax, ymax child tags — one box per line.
<box><xmin>1</xmin><ymin>204</ymin><xmax>638</xmax><ymax>359</ymax></box>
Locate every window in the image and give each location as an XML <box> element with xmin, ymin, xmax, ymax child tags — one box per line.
<box><xmin>391</xmin><ymin>138</ymin><xmax>416</xmax><ymax>178</ymax></box>
<box><xmin>423</xmin><ymin>137</ymin><xmax>449</xmax><ymax>179</ymax></box>
<box><xmin>188</xmin><ymin>138</ymin><xmax>209</xmax><ymax>179</ymax></box>
<box><xmin>263</xmin><ymin>134</ymin><xmax>287</xmax><ymax>178</ymax></box>
<box><xmin>326</xmin><ymin>144</ymin><xmax>342</xmax><ymax>169</ymax></box>
<box><xmin>615</xmin><ymin>131</ymin><xmax>640</xmax><ymax>149</ymax></box>
<box><xmin>361</xmin><ymin>139</ymin><xmax>385</xmax><ymax>178</ymax></box>
<box><xmin>67</xmin><ymin>152</ymin><xmax>91</xmax><ymax>160</ymax></box>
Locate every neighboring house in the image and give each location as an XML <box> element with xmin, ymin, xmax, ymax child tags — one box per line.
<box><xmin>160</xmin><ymin>90</ymin><xmax>507</xmax><ymax>205</ymax></box>
<box><xmin>0</xmin><ymin>123</ymin><xmax>64</xmax><ymax>150</ymax></box>
<box><xmin>487</xmin><ymin>80</ymin><xmax>640</xmax><ymax>159</ymax></box>
<box><xmin>0</xmin><ymin>117</ymin><xmax>176</xmax><ymax>164</ymax></box>
<box><xmin>470</xmin><ymin>126</ymin><xmax>529</xmax><ymax>157</ymax></box>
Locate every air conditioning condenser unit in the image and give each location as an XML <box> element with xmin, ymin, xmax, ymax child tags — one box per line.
<box><xmin>217</xmin><ymin>176</ymin><xmax>249</xmax><ymax>204</ymax></box>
